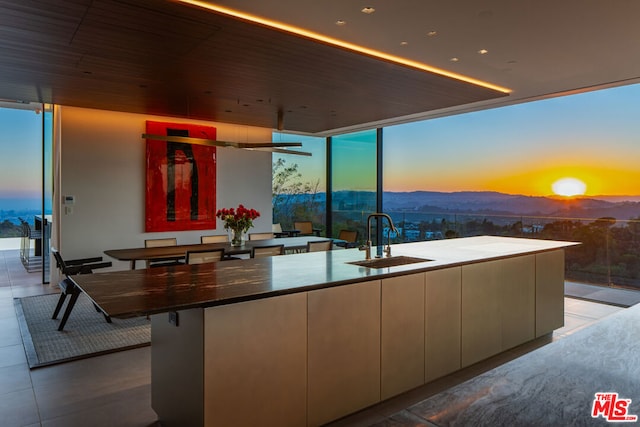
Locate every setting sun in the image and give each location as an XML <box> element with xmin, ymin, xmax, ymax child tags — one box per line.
<box><xmin>552</xmin><ymin>177</ymin><xmax>587</xmax><ymax>197</ymax></box>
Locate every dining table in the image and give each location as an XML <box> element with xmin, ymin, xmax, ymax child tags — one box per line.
<box><xmin>104</xmin><ymin>235</ymin><xmax>337</xmax><ymax>269</ymax></box>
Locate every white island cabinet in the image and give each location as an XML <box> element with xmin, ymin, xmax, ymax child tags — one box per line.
<box><xmin>381</xmin><ymin>273</ymin><xmax>425</xmax><ymax>399</ymax></box>
<box><xmin>461</xmin><ymin>255</ymin><xmax>536</xmax><ymax>367</ymax></box>
<box><xmin>308</xmin><ymin>280</ymin><xmax>381</xmax><ymax>426</ymax></box>
<box><xmin>425</xmin><ymin>267</ymin><xmax>462</xmax><ymax>382</ymax></box>
<box><xmin>142</xmin><ymin>237</ymin><xmax>576</xmax><ymax>427</ymax></box>
<box><xmin>536</xmin><ymin>249</ymin><xmax>565</xmax><ymax>336</ymax></box>
<box><xmin>151</xmin><ymin>294</ymin><xmax>308</xmax><ymax>427</ymax></box>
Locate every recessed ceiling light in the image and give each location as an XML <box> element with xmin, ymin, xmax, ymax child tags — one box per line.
<box><xmin>177</xmin><ymin>0</ymin><xmax>512</xmax><ymax>94</ymax></box>
<box><xmin>361</xmin><ymin>7</ymin><xmax>375</xmax><ymax>14</ymax></box>
<box><xmin>400</xmin><ymin>41</ymin><xmax>409</xmax><ymax>46</ymax></box>
<box><xmin>478</xmin><ymin>49</ymin><xmax>488</xmax><ymax>55</ymax></box>
<box><xmin>335</xmin><ymin>20</ymin><xmax>346</xmax><ymax>26</ymax></box>
<box><xmin>450</xmin><ymin>57</ymin><xmax>460</xmax><ymax>62</ymax></box>
<box><xmin>427</xmin><ymin>31</ymin><xmax>437</xmax><ymax>37</ymax></box>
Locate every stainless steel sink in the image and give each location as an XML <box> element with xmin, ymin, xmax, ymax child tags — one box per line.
<box><xmin>347</xmin><ymin>256</ymin><xmax>433</xmax><ymax>268</ymax></box>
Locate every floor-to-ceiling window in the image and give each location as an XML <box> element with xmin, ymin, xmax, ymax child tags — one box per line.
<box><xmin>0</xmin><ymin>103</ymin><xmax>53</xmax><ymax>282</ymax></box>
<box><xmin>383</xmin><ymin>83</ymin><xmax>640</xmax><ymax>289</ymax></box>
<box><xmin>330</xmin><ymin>129</ymin><xmax>377</xmax><ymax>242</ymax></box>
<box><xmin>272</xmin><ymin>83</ymin><xmax>640</xmax><ymax>290</ymax></box>
<box><xmin>272</xmin><ymin>132</ymin><xmax>326</xmax><ymax>233</ymax></box>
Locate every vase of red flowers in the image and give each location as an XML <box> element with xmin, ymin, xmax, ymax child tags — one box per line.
<box><xmin>215</xmin><ymin>204</ymin><xmax>260</xmax><ymax>246</ymax></box>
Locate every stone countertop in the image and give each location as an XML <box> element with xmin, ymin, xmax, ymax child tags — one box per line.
<box><xmin>70</xmin><ymin>236</ymin><xmax>578</xmax><ymax>319</ymax></box>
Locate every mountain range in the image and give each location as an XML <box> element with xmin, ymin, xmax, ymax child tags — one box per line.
<box><xmin>383</xmin><ymin>191</ymin><xmax>640</xmax><ymax>220</ymax></box>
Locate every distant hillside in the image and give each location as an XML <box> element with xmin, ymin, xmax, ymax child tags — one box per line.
<box><xmin>586</xmin><ymin>195</ymin><xmax>640</xmax><ymax>203</ymax></box>
<box><xmin>383</xmin><ymin>191</ymin><xmax>640</xmax><ymax>220</ymax></box>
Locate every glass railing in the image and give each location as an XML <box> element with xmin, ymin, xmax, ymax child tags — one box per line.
<box><xmin>384</xmin><ymin>210</ymin><xmax>640</xmax><ymax>291</ymax></box>
<box><xmin>275</xmin><ymin>204</ymin><xmax>640</xmax><ymax>293</ymax></box>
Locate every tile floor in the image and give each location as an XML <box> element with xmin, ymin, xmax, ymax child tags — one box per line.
<box><xmin>0</xmin><ymin>249</ymin><xmax>159</xmax><ymax>427</ymax></box>
<box><xmin>0</xmin><ymin>248</ymin><xmax>629</xmax><ymax>427</ymax></box>
<box><xmin>384</xmin><ymin>301</ymin><xmax>640</xmax><ymax>427</ymax></box>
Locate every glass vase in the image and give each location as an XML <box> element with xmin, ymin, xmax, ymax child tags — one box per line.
<box><xmin>229</xmin><ymin>228</ymin><xmax>244</xmax><ymax>247</ymax></box>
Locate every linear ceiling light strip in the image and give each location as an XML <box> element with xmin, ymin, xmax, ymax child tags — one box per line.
<box><xmin>177</xmin><ymin>0</ymin><xmax>511</xmax><ymax>94</ymax></box>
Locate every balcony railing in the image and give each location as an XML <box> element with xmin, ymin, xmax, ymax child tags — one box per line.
<box><xmin>384</xmin><ymin>211</ymin><xmax>640</xmax><ymax>291</ymax></box>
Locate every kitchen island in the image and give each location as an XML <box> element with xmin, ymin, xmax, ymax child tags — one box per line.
<box><xmin>70</xmin><ymin>236</ymin><xmax>578</xmax><ymax>427</ymax></box>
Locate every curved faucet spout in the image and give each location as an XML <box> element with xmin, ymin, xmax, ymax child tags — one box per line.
<box><xmin>362</xmin><ymin>213</ymin><xmax>398</xmax><ymax>259</ymax></box>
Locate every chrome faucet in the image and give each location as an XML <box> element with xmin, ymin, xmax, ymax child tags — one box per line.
<box><xmin>360</xmin><ymin>213</ymin><xmax>399</xmax><ymax>259</ymax></box>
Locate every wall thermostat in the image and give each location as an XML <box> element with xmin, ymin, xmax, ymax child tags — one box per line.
<box><xmin>64</xmin><ymin>195</ymin><xmax>75</xmax><ymax>205</ymax></box>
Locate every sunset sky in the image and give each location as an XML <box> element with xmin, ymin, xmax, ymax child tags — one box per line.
<box><xmin>275</xmin><ymin>82</ymin><xmax>640</xmax><ymax>198</ymax></box>
<box><xmin>3</xmin><ymin>83</ymin><xmax>639</xmax><ymax>210</ymax></box>
<box><xmin>0</xmin><ymin>107</ymin><xmax>43</xmax><ymax>202</ymax></box>
<box><xmin>383</xmin><ymin>83</ymin><xmax>640</xmax><ymax>197</ymax></box>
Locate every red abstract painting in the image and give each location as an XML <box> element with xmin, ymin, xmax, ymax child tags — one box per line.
<box><xmin>145</xmin><ymin>121</ymin><xmax>217</xmax><ymax>232</ymax></box>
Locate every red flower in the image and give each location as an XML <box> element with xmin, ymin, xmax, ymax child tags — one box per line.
<box><xmin>216</xmin><ymin>205</ymin><xmax>261</xmax><ymax>232</ymax></box>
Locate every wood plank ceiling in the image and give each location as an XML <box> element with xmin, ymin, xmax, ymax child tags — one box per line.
<box><xmin>0</xmin><ymin>0</ymin><xmax>508</xmax><ymax>134</ymax></box>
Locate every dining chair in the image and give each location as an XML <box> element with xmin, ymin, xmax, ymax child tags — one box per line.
<box><xmin>201</xmin><ymin>234</ymin><xmax>244</xmax><ymax>260</ymax></box>
<box><xmin>249</xmin><ymin>232</ymin><xmax>275</xmax><ymax>240</ymax></box>
<box><xmin>251</xmin><ymin>244</ymin><xmax>285</xmax><ymax>258</ymax></box>
<box><xmin>145</xmin><ymin>237</ymin><xmax>178</xmax><ymax>247</ymax></box>
<box><xmin>201</xmin><ymin>234</ymin><xmax>229</xmax><ymax>243</ymax></box>
<box><xmin>335</xmin><ymin>230</ymin><xmax>359</xmax><ymax>249</ymax></box>
<box><xmin>51</xmin><ymin>248</ymin><xmax>113</xmax><ymax>331</ymax></box>
<box><xmin>293</xmin><ymin>221</ymin><xmax>316</xmax><ymax>236</ymax></box>
<box><xmin>144</xmin><ymin>237</ymin><xmax>184</xmax><ymax>268</ymax></box>
<box><xmin>306</xmin><ymin>240</ymin><xmax>333</xmax><ymax>252</ymax></box>
<box><xmin>272</xmin><ymin>223</ymin><xmax>290</xmax><ymax>238</ymax></box>
<box><xmin>186</xmin><ymin>248</ymin><xmax>225</xmax><ymax>264</ymax></box>
<box><xmin>19</xmin><ymin>218</ymin><xmax>42</xmax><ymax>272</ymax></box>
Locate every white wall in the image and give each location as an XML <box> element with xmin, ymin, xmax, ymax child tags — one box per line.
<box><xmin>59</xmin><ymin>106</ymin><xmax>272</xmax><ymax>270</ymax></box>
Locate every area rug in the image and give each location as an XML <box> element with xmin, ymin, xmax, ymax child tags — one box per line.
<box><xmin>15</xmin><ymin>293</ymin><xmax>150</xmax><ymax>368</ymax></box>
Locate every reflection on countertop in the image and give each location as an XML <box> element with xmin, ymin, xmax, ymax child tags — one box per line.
<box><xmin>70</xmin><ymin>236</ymin><xmax>578</xmax><ymax>319</ymax></box>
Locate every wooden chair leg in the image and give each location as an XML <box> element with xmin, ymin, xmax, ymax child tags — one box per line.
<box><xmin>58</xmin><ymin>291</ymin><xmax>80</xmax><ymax>331</ymax></box>
<box><xmin>52</xmin><ymin>293</ymin><xmax>68</xmax><ymax>320</ymax></box>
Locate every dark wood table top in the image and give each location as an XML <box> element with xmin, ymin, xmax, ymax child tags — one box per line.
<box><xmin>104</xmin><ymin>236</ymin><xmax>334</xmax><ymax>267</ymax></box>
<box><xmin>71</xmin><ymin>237</ymin><xmax>577</xmax><ymax>320</ymax></box>
<box><xmin>72</xmin><ymin>249</ymin><xmax>381</xmax><ymax>319</ymax></box>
